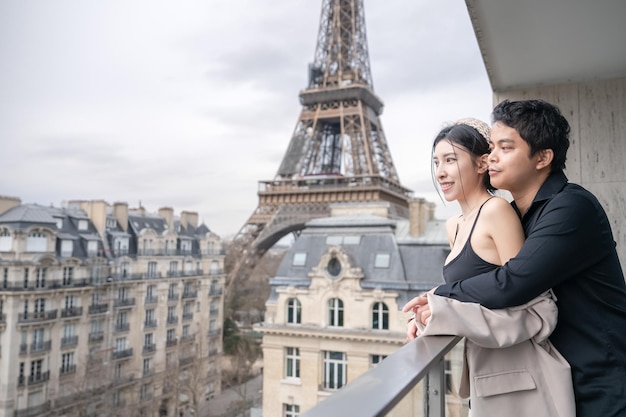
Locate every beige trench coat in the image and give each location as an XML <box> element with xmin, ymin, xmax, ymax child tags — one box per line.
<box><xmin>418</xmin><ymin>292</ymin><xmax>575</xmax><ymax>417</ymax></box>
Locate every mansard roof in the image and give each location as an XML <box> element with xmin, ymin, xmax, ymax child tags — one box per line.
<box><xmin>0</xmin><ymin>204</ymin><xmax>57</xmax><ymax>228</ymax></box>
<box><xmin>271</xmin><ymin>214</ymin><xmax>449</xmax><ymax>305</ymax></box>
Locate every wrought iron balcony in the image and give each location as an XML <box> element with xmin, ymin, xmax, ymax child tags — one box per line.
<box><xmin>18</xmin><ymin>310</ymin><xmax>57</xmax><ymax>323</ymax></box>
<box><xmin>113</xmin><ymin>297</ymin><xmax>136</xmax><ymax>308</ymax></box>
<box><xmin>60</xmin><ymin>306</ymin><xmax>83</xmax><ymax>318</ymax></box>
<box><xmin>300</xmin><ymin>336</ymin><xmax>462</xmax><ymax>417</ymax></box>
<box><xmin>60</xmin><ymin>364</ymin><xmax>77</xmax><ymax>375</ymax></box>
<box><xmin>182</xmin><ymin>289</ymin><xmax>198</xmax><ymax>299</ymax></box>
<box><xmin>60</xmin><ymin>335</ymin><xmax>79</xmax><ymax>347</ymax></box>
<box><xmin>111</xmin><ymin>348</ymin><xmax>133</xmax><ymax>360</ymax></box>
<box><xmin>142</xmin><ymin>343</ymin><xmax>157</xmax><ymax>354</ymax></box>
<box><xmin>144</xmin><ymin>319</ymin><xmax>157</xmax><ymax>328</ymax></box>
<box><xmin>166</xmin><ymin>316</ymin><xmax>178</xmax><ymax>325</ymax></box>
<box><xmin>114</xmin><ymin>322</ymin><xmax>130</xmax><ymax>333</ymax></box>
<box><xmin>144</xmin><ymin>295</ymin><xmax>158</xmax><ymax>304</ymax></box>
<box><xmin>28</xmin><ymin>370</ymin><xmax>51</xmax><ymax>385</ymax></box>
<box><xmin>88</xmin><ymin>331</ymin><xmax>104</xmax><ymax>343</ymax></box>
<box><xmin>209</xmin><ymin>286</ymin><xmax>223</xmax><ymax>296</ymax></box>
<box><xmin>88</xmin><ymin>303</ymin><xmax>109</xmax><ymax>314</ymax></box>
<box><xmin>182</xmin><ymin>312</ymin><xmax>194</xmax><ymax>321</ymax></box>
<box><xmin>165</xmin><ymin>338</ymin><xmax>178</xmax><ymax>348</ymax></box>
<box><xmin>30</xmin><ymin>340</ymin><xmax>52</xmax><ymax>354</ymax></box>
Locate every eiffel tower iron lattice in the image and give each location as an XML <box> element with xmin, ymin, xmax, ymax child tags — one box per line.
<box><xmin>226</xmin><ymin>0</ymin><xmax>414</xmax><ymax>300</ymax></box>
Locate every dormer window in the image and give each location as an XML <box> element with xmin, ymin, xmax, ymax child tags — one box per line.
<box><xmin>374</xmin><ymin>253</ymin><xmax>390</xmax><ymax>268</ymax></box>
<box><xmin>292</xmin><ymin>252</ymin><xmax>307</xmax><ymax>266</ymax></box>
<box><xmin>77</xmin><ymin>220</ymin><xmax>88</xmax><ymax>231</ymax></box>
<box><xmin>61</xmin><ymin>240</ymin><xmax>73</xmax><ymax>257</ymax></box>
<box><xmin>56</xmin><ymin>218</ymin><xmax>63</xmax><ymax>229</ymax></box>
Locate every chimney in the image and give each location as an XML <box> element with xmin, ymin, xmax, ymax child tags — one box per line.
<box><xmin>73</xmin><ymin>200</ymin><xmax>108</xmax><ymax>239</ymax></box>
<box><xmin>158</xmin><ymin>207</ymin><xmax>174</xmax><ymax>230</ymax></box>
<box><xmin>0</xmin><ymin>195</ymin><xmax>21</xmax><ymax>215</ymax></box>
<box><xmin>408</xmin><ymin>198</ymin><xmax>436</xmax><ymax>237</ymax></box>
<box><xmin>113</xmin><ymin>202</ymin><xmax>129</xmax><ymax>232</ymax></box>
<box><xmin>180</xmin><ymin>210</ymin><xmax>198</xmax><ymax>229</ymax></box>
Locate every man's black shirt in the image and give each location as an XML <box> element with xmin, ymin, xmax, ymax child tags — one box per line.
<box><xmin>435</xmin><ymin>170</ymin><xmax>626</xmax><ymax>416</ymax></box>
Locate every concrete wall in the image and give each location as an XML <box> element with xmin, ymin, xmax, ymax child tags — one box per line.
<box><xmin>494</xmin><ymin>76</ymin><xmax>626</xmax><ymax>267</ymax></box>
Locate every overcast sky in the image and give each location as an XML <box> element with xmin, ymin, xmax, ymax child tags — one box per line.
<box><xmin>0</xmin><ymin>0</ymin><xmax>493</xmax><ymax>238</ymax></box>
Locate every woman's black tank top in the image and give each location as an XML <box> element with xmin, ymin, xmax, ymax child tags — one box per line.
<box><xmin>443</xmin><ymin>198</ymin><xmax>499</xmax><ymax>284</ymax></box>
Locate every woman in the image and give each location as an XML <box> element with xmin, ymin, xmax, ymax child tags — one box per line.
<box><xmin>404</xmin><ymin>118</ymin><xmax>574</xmax><ymax>417</ymax></box>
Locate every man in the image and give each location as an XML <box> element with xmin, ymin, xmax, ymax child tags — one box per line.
<box><xmin>404</xmin><ymin>99</ymin><xmax>626</xmax><ymax>416</ymax></box>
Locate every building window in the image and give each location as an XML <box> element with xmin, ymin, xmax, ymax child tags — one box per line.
<box><xmin>292</xmin><ymin>252</ymin><xmax>307</xmax><ymax>266</ymax></box>
<box><xmin>371</xmin><ymin>355</ymin><xmax>387</xmax><ymax>367</ymax></box>
<box><xmin>26</xmin><ymin>231</ymin><xmax>47</xmax><ymax>252</ymax></box>
<box><xmin>168</xmin><ymin>283</ymin><xmax>177</xmax><ymax>299</ymax></box>
<box><xmin>285</xmin><ymin>347</ymin><xmax>300</xmax><ymax>379</ymax></box>
<box><xmin>34</xmin><ymin>298</ymin><xmax>46</xmax><ymax>313</ymax></box>
<box><xmin>62</xmin><ymin>267</ymin><xmax>73</xmax><ymax>285</ymax></box>
<box><xmin>115</xmin><ymin>337</ymin><xmax>128</xmax><ymax>353</ymax></box>
<box><xmin>372</xmin><ymin>302</ymin><xmax>389</xmax><ymax>330</ymax></box>
<box><xmin>147</xmin><ymin>262</ymin><xmax>157</xmax><ymax>278</ymax></box>
<box><xmin>0</xmin><ymin>229</ymin><xmax>12</xmax><ymax>251</ymax></box>
<box><xmin>166</xmin><ymin>329</ymin><xmax>176</xmax><ymax>342</ymax></box>
<box><xmin>64</xmin><ymin>295</ymin><xmax>77</xmax><ymax>309</ymax></box>
<box><xmin>35</xmin><ymin>268</ymin><xmax>46</xmax><ymax>288</ymax></box>
<box><xmin>286</xmin><ymin>298</ymin><xmax>301</xmax><ymax>324</ymax></box>
<box><xmin>328</xmin><ymin>298</ymin><xmax>344</xmax><ymax>327</ymax></box>
<box><xmin>3</xmin><ymin>267</ymin><xmax>8</xmax><ymax>288</ymax></box>
<box><xmin>87</xmin><ymin>240</ymin><xmax>98</xmax><ymax>256</ymax></box>
<box><xmin>143</xmin><ymin>358</ymin><xmax>152</xmax><ymax>376</ymax></box>
<box><xmin>77</xmin><ymin>220</ymin><xmax>88</xmax><ymax>231</ymax></box>
<box><xmin>322</xmin><ymin>351</ymin><xmax>346</xmax><ymax>390</ymax></box>
<box><xmin>30</xmin><ymin>359</ymin><xmax>44</xmax><ymax>380</ymax></box>
<box><xmin>23</xmin><ymin>268</ymin><xmax>29</xmax><ymax>288</ymax></box>
<box><xmin>169</xmin><ymin>261</ymin><xmax>178</xmax><ymax>276</ymax></box>
<box><xmin>61</xmin><ymin>240</ymin><xmax>73</xmax><ymax>257</ymax></box>
<box><xmin>284</xmin><ymin>404</ymin><xmax>300</xmax><ymax>417</ymax></box>
<box><xmin>374</xmin><ymin>253</ymin><xmax>391</xmax><ymax>268</ymax></box>
<box><xmin>120</xmin><ymin>262</ymin><xmax>130</xmax><ymax>278</ymax></box>
<box><xmin>61</xmin><ymin>352</ymin><xmax>75</xmax><ymax>374</ymax></box>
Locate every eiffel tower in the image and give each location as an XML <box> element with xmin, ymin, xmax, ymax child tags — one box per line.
<box><xmin>227</xmin><ymin>0</ymin><xmax>413</xmax><ymax>298</ymax></box>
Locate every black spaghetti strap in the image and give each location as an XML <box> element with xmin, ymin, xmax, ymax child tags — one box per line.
<box><xmin>466</xmin><ymin>197</ymin><xmax>494</xmax><ymax>240</ymax></box>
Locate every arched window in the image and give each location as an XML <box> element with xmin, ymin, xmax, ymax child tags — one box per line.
<box><xmin>328</xmin><ymin>298</ymin><xmax>344</xmax><ymax>327</ymax></box>
<box><xmin>286</xmin><ymin>298</ymin><xmax>301</xmax><ymax>324</ymax></box>
<box><xmin>372</xmin><ymin>302</ymin><xmax>389</xmax><ymax>330</ymax></box>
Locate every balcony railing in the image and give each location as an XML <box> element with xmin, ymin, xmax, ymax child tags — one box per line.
<box><xmin>113</xmin><ymin>297</ymin><xmax>136</xmax><ymax>308</ymax></box>
<box><xmin>209</xmin><ymin>287</ymin><xmax>223</xmax><ymax>296</ymax></box>
<box><xmin>300</xmin><ymin>335</ymin><xmax>462</xmax><ymax>417</ymax></box>
<box><xmin>88</xmin><ymin>331</ymin><xmax>104</xmax><ymax>343</ymax></box>
<box><xmin>88</xmin><ymin>303</ymin><xmax>109</xmax><ymax>315</ymax></box>
<box><xmin>30</xmin><ymin>340</ymin><xmax>52</xmax><ymax>354</ymax></box>
<box><xmin>111</xmin><ymin>348</ymin><xmax>133</xmax><ymax>360</ymax></box>
<box><xmin>144</xmin><ymin>295</ymin><xmax>158</xmax><ymax>304</ymax></box>
<box><xmin>18</xmin><ymin>310</ymin><xmax>57</xmax><ymax>323</ymax></box>
<box><xmin>182</xmin><ymin>290</ymin><xmax>198</xmax><ymax>299</ymax></box>
<box><xmin>13</xmin><ymin>401</ymin><xmax>51</xmax><ymax>417</ymax></box>
<box><xmin>61</xmin><ymin>306</ymin><xmax>83</xmax><ymax>318</ymax></box>
<box><xmin>28</xmin><ymin>370</ymin><xmax>51</xmax><ymax>386</ymax></box>
<box><xmin>144</xmin><ymin>319</ymin><xmax>157</xmax><ymax>329</ymax></box>
<box><xmin>61</xmin><ymin>335</ymin><xmax>79</xmax><ymax>347</ymax></box>
<box><xmin>142</xmin><ymin>343</ymin><xmax>157</xmax><ymax>354</ymax></box>
<box><xmin>115</xmin><ymin>323</ymin><xmax>130</xmax><ymax>333</ymax></box>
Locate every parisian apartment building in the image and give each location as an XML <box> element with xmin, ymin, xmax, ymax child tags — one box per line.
<box><xmin>0</xmin><ymin>195</ymin><xmax>226</xmax><ymax>417</ymax></box>
<box><xmin>254</xmin><ymin>201</ymin><xmax>464</xmax><ymax>416</ymax></box>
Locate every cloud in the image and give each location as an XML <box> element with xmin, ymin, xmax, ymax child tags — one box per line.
<box><xmin>0</xmin><ymin>0</ymin><xmax>492</xmax><ymax>237</ymax></box>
